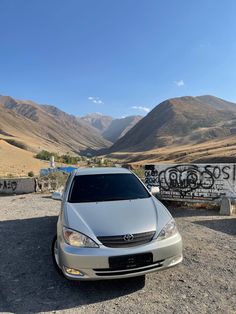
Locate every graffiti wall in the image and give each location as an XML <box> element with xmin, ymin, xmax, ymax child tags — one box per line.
<box><xmin>0</xmin><ymin>178</ymin><xmax>35</xmax><ymax>195</ymax></box>
<box><xmin>144</xmin><ymin>164</ymin><xmax>236</xmax><ymax>201</ymax></box>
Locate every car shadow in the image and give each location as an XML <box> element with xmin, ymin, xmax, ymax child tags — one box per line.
<box><xmin>0</xmin><ymin>216</ymin><xmax>145</xmax><ymax>314</ymax></box>
<box><xmin>194</xmin><ymin>218</ymin><xmax>236</xmax><ymax>236</ymax></box>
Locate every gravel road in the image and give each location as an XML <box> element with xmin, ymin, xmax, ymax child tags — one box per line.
<box><xmin>0</xmin><ymin>194</ymin><xmax>235</xmax><ymax>314</ymax></box>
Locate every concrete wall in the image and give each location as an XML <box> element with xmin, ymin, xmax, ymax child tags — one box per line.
<box><xmin>0</xmin><ymin>172</ymin><xmax>68</xmax><ymax>195</ymax></box>
<box><xmin>0</xmin><ymin>178</ymin><xmax>36</xmax><ymax>195</ymax></box>
<box><xmin>144</xmin><ymin>164</ymin><xmax>236</xmax><ymax>201</ymax></box>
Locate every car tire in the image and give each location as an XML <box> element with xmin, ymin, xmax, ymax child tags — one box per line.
<box><xmin>51</xmin><ymin>235</ymin><xmax>63</xmax><ymax>276</ymax></box>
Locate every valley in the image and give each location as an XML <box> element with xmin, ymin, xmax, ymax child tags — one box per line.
<box><xmin>1</xmin><ymin>94</ymin><xmax>236</xmax><ymax>176</ymax></box>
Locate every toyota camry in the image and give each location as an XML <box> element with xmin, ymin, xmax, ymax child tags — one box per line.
<box><xmin>52</xmin><ymin>167</ymin><xmax>182</xmax><ymax>280</ymax></box>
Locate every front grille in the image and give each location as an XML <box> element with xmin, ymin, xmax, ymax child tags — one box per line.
<box><xmin>97</xmin><ymin>231</ymin><xmax>156</xmax><ymax>248</ymax></box>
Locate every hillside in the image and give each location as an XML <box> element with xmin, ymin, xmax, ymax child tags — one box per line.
<box><xmin>81</xmin><ymin>113</ymin><xmax>113</xmax><ymax>132</ymax></box>
<box><xmin>0</xmin><ymin>139</ymin><xmax>49</xmax><ymax>177</ymax></box>
<box><xmin>0</xmin><ymin>95</ymin><xmax>111</xmax><ymax>155</ymax></box>
<box><xmin>81</xmin><ymin>113</ymin><xmax>142</xmax><ymax>143</ymax></box>
<box><xmin>102</xmin><ymin>115</ymin><xmax>142</xmax><ymax>142</ymax></box>
<box><xmin>196</xmin><ymin>95</ymin><xmax>236</xmax><ymax>111</ymax></box>
<box><xmin>2</xmin><ymin>93</ymin><xmax>236</xmax><ymax>173</ymax></box>
<box><xmin>109</xmin><ymin>95</ymin><xmax>236</xmax><ymax>153</ymax></box>
<box><xmin>109</xmin><ymin>135</ymin><xmax>236</xmax><ymax>165</ymax></box>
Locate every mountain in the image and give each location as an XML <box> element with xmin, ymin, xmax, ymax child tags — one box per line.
<box><xmin>2</xmin><ymin>93</ymin><xmax>236</xmax><ymax>168</ymax></box>
<box><xmin>102</xmin><ymin>115</ymin><xmax>142</xmax><ymax>142</ymax></box>
<box><xmin>81</xmin><ymin>113</ymin><xmax>113</xmax><ymax>132</ymax></box>
<box><xmin>196</xmin><ymin>95</ymin><xmax>236</xmax><ymax>111</ymax></box>
<box><xmin>0</xmin><ymin>95</ymin><xmax>111</xmax><ymax>155</ymax></box>
<box><xmin>81</xmin><ymin>113</ymin><xmax>142</xmax><ymax>143</ymax></box>
<box><xmin>109</xmin><ymin>95</ymin><xmax>236</xmax><ymax>153</ymax></box>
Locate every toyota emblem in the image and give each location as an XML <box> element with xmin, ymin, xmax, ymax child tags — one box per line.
<box><xmin>123</xmin><ymin>234</ymin><xmax>134</xmax><ymax>241</ymax></box>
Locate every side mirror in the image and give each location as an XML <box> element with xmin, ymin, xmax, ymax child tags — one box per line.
<box><xmin>150</xmin><ymin>186</ymin><xmax>160</xmax><ymax>195</ymax></box>
<box><xmin>52</xmin><ymin>191</ymin><xmax>63</xmax><ymax>201</ymax></box>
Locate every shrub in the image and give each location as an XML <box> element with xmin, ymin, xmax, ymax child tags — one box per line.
<box><xmin>6</xmin><ymin>173</ymin><xmax>14</xmax><ymax>178</ymax></box>
<box><xmin>35</xmin><ymin>150</ymin><xmax>60</xmax><ymax>161</ymax></box>
<box><xmin>35</xmin><ymin>150</ymin><xmax>80</xmax><ymax>164</ymax></box>
<box><xmin>60</xmin><ymin>154</ymin><xmax>79</xmax><ymax>165</ymax></box>
<box><xmin>28</xmin><ymin>171</ymin><xmax>34</xmax><ymax>177</ymax></box>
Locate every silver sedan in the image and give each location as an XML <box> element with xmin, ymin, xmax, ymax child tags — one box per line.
<box><xmin>52</xmin><ymin>167</ymin><xmax>182</xmax><ymax>280</ymax></box>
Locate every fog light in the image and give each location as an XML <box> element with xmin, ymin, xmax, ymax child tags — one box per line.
<box><xmin>64</xmin><ymin>267</ymin><xmax>84</xmax><ymax>276</ymax></box>
<box><xmin>169</xmin><ymin>254</ymin><xmax>183</xmax><ymax>266</ymax></box>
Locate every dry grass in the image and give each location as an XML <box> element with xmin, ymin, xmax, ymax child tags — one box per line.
<box><xmin>0</xmin><ymin>139</ymin><xmax>68</xmax><ymax>177</ymax></box>
<box><xmin>108</xmin><ymin>135</ymin><xmax>236</xmax><ymax>165</ymax></box>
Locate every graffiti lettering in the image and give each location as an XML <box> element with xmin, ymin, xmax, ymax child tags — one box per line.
<box><xmin>0</xmin><ymin>180</ymin><xmax>18</xmax><ymax>191</ymax></box>
<box><xmin>144</xmin><ymin>163</ymin><xmax>236</xmax><ymax>201</ymax></box>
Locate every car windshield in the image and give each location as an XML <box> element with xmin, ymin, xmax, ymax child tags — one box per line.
<box><xmin>68</xmin><ymin>173</ymin><xmax>150</xmax><ymax>203</ymax></box>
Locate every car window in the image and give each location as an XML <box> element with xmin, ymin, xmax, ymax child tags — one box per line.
<box><xmin>68</xmin><ymin>173</ymin><xmax>150</xmax><ymax>203</ymax></box>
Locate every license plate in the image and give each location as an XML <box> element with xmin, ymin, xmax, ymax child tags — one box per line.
<box><xmin>109</xmin><ymin>253</ymin><xmax>153</xmax><ymax>270</ymax></box>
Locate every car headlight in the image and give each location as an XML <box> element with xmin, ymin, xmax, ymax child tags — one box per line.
<box><xmin>157</xmin><ymin>219</ymin><xmax>178</xmax><ymax>240</ymax></box>
<box><xmin>63</xmin><ymin>227</ymin><xmax>99</xmax><ymax>248</ymax></box>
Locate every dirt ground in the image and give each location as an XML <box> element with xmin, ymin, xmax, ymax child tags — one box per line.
<box><xmin>0</xmin><ymin>194</ymin><xmax>235</xmax><ymax>314</ymax></box>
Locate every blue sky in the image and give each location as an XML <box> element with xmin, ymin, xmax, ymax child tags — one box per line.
<box><xmin>0</xmin><ymin>0</ymin><xmax>236</xmax><ymax>117</ymax></box>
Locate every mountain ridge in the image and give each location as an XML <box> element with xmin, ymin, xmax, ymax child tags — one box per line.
<box><xmin>81</xmin><ymin>112</ymin><xmax>142</xmax><ymax>143</ymax></box>
<box><xmin>2</xmin><ymin>93</ymin><xmax>236</xmax><ymax>165</ymax></box>
<box><xmin>108</xmin><ymin>95</ymin><xmax>236</xmax><ymax>153</ymax></box>
<box><xmin>0</xmin><ymin>95</ymin><xmax>111</xmax><ymax>154</ymax></box>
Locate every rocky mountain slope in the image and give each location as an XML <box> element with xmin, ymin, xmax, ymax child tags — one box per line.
<box><xmin>102</xmin><ymin>115</ymin><xmax>142</xmax><ymax>142</ymax></box>
<box><xmin>81</xmin><ymin>113</ymin><xmax>113</xmax><ymax>133</ymax></box>
<box><xmin>2</xmin><ymin>93</ymin><xmax>236</xmax><ymax>167</ymax></box>
<box><xmin>109</xmin><ymin>95</ymin><xmax>236</xmax><ymax>153</ymax></box>
<box><xmin>0</xmin><ymin>95</ymin><xmax>111</xmax><ymax>154</ymax></box>
<box><xmin>81</xmin><ymin>113</ymin><xmax>142</xmax><ymax>143</ymax></box>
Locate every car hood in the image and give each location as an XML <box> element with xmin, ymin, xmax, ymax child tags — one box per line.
<box><xmin>65</xmin><ymin>197</ymin><xmax>160</xmax><ymax>237</ymax></box>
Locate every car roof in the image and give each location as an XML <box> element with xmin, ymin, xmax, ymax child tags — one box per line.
<box><xmin>74</xmin><ymin>167</ymin><xmax>131</xmax><ymax>176</ymax></box>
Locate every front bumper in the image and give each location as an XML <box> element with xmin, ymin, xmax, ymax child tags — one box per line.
<box><xmin>57</xmin><ymin>232</ymin><xmax>183</xmax><ymax>280</ymax></box>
